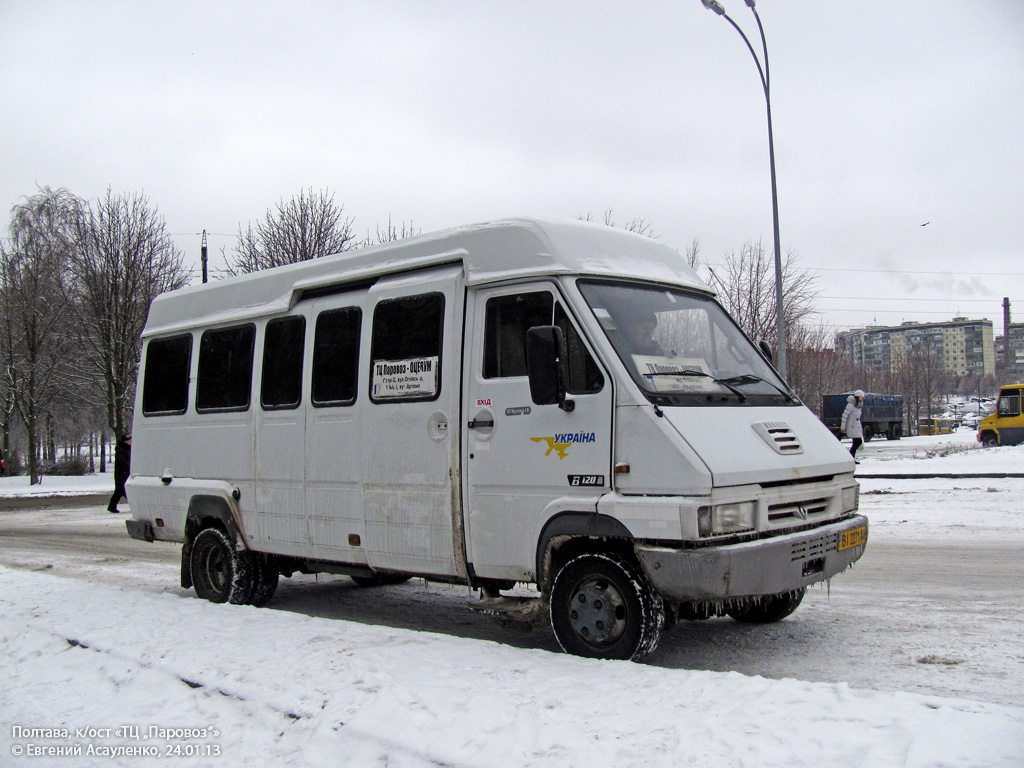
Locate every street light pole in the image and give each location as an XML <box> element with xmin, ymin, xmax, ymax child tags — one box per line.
<box><xmin>700</xmin><ymin>0</ymin><xmax>787</xmax><ymax>380</ymax></box>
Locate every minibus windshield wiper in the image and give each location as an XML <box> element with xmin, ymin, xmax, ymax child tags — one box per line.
<box><xmin>644</xmin><ymin>369</ymin><xmax>747</xmax><ymax>401</ymax></box>
<box><xmin>718</xmin><ymin>374</ymin><xmax>798</xmax><ymax>403</ymax></box>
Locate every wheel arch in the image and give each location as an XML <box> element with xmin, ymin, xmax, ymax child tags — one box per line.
<box><xmin>980</xmin><ymin>429</ymin><xmax>1000</xmax><ymax>447</ymax></box>
<box><xmin>181</xmin><ymin>494</ymin><xmax>247</xmax><ymax>590</ymax></box>
<box><xmin>535</xmin><ymin>512</ymin><xmax>635</xmax><ymax>594</ymax></box>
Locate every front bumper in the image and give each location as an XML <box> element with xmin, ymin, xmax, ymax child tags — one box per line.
<box><xmin>635</xmin><ymin>514</ymin><xmax>868</xmax><ymax>602</ymax></box>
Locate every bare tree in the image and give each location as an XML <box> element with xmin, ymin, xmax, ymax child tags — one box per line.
<box><xmin>785</xmin><ymin>323</ymin><xmax>855</xmax><ymax>416</ymax></box>
<box><xmin>68</xmin><ymin>188</ymin><xmax>190</xmax><ymax>437</ymax></box>
<box><xmin>578</xmin><ymin>209</ymin><xmax>658</xmax><ymax>240</ymax></box>
<box><xmin>1</xmin><ymin>187</ymin><xmax>81</xmax><ymax>483</ymax></box>
<box><xmin>706</xmin><ymin>239</ymin><xmax>819</xmax><ymax>353</ymax></box>
<box><xmin>903</xmin><ymin>336</ymin><xmax>949</xmax><ymax>434</ymax></box>
<box><xmin>229</xmin><ymin>188</ymin><xmax>356</xmax><ymax>274</ymax></box>
<box><xmin>683</xmin><ymin>237</ymin><xmax>702</xmax><ymax>271</ymax></box>
<box><xmin>362</xmin><ymin>215</ymin><xmax>421</xmax><ymax>246</ymax></box>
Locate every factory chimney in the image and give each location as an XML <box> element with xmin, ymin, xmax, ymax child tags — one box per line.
<box><xmin>1004</xmin><ymin>297</ymin><xmax>1012</xmax><ymax>371</ymax></box>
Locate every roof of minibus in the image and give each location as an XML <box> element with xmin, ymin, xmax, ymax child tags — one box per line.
<box><xmin>143</xmin><ymin>217</ymin><xmax>712</xmax><ymax>336</ymax></box>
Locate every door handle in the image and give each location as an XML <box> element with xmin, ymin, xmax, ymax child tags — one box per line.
<box><xmin>468</xmin><ymin>418</ymin><xmax>495</xmax><ymax>429</ymax></box>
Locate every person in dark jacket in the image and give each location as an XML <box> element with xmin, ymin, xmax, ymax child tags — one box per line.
<box><xmin>108</xmin><ymin>433</ymin><xmax>132</xmax><ymax>513</ymax></box>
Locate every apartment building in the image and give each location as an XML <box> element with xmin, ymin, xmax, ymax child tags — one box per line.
<box><xmin>996</xmin><ymin>323</ymin><xmax>1024</xmax><ymax>380</ymax></box>
<box><xmin>837</xmin><ymin>318</ymin><xmax>995</xmax><ymax>377</ymax></box>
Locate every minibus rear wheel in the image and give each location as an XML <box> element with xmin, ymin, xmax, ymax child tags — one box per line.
<box><xmin>549</xmin><ymin>551</ymin><xmax>664</xmax><ymax>661</ymax></box>
<box><xmin>248</xmin><ymin>554</ymin><xmax>279</xmax><ymax>607</ymax></box>
<box><xmin>190</xmin><ymin>527</ymin><xmax>254</xmax><ymax>605</ymax></box>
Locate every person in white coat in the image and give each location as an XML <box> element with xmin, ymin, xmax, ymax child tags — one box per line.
<box><xmin>842</xmin><ymin>390</ymin><xmax>865</xmax><ymax>463</ymax></box>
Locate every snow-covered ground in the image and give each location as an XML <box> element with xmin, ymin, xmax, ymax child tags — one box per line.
<box><xmin>1</xmin><ymin>429</ymin><xmax>1022</xmax><ymax>767</ymax></box>
<box><xmin>852</xmin><ymin>426</ymin><xmax>1021</xmax><ymax>473</ymax></box>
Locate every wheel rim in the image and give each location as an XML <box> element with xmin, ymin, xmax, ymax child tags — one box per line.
<box><xmin>567</xmin><ymin>576</ymin><xmax>628</xmax><ymax>647</ymax></box>
<box><xmin>198</xmin><ymin>539</ymin><xmax>229</xmax><ymax>597</ymax></box>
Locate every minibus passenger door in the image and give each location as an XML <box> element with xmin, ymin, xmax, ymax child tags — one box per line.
<box><xmin>361</xmin><ymin>267</ymin><xmax>464</xmax><ymax>577</ymax></box>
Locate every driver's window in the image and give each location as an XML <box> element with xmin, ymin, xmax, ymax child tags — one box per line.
<box><xmin>483</xmin><ymin>292</ymin><xmax>553</xmax><ymax>379</ymax></box>
<box><xmin>998</xmin><ymin>392</ymin><xmax>1021</xmax><ymax>417</ymax></box>
<box><xmin>482</xmin><ymin>292</ymin><xmax>603</xmax><ymax>394</ymax></box>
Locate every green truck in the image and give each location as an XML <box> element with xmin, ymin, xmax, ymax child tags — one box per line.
<box><xmin>822</xmin><ymin>392</ymin><xmax>904</xmax><ymax>442</ymax></box>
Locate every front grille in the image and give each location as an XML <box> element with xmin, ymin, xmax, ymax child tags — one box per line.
<box><xmin>768</xmin><ymin>497</ymin><xmax>830</xmax><ymax>524</ymax></box>
<box><xmin>760</xmin><ymin>475</ymin><xmax>835</xmax><ymax>489</ymax></box>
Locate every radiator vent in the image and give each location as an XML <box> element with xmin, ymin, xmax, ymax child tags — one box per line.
<box><xmin>752</xmin><ymin>421</ymin><xmax>804</xmax><ymax>455</ymax></box>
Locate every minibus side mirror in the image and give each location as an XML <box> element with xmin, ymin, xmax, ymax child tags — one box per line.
<box><xmin>526</xmin><ymin>326</ymin><xmax>575</xmax><ymax>412</ymax></box>
<box><xmin>758</xmin><ymin>340</ymin><xmax>774</xmax><ymax>363</ymax></box>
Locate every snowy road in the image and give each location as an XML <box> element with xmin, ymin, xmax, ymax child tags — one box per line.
<box><xmin>1</xmin><ymin>475</ymin><xmax>1022</xmax><ymax>707</ymax></box>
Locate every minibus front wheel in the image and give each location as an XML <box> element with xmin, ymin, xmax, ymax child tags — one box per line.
<box><xmin>549</xmin><ymin>551</ymin><xmax>664</xmax><ymax>661</ymax></box>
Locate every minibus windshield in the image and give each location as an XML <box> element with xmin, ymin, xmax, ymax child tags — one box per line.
<box><xmin>577</xmin><ymin>280</ymin><xmax>795</xmax><ymax>407</ymax></box>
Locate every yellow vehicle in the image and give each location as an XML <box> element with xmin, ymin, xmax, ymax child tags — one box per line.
<box><xmin>978</xmin><ymin>384</ymin><xmax>1024</xmax><ymax>447</ymax></box>
<box><xmin>918</xmin><ymin>417</ymin><xmax>952</xmax><ymax>436</ymax></box>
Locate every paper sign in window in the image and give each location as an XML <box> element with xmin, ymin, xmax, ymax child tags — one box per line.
<box><xmin>371</xmin><ymin>356</ymin><xmax>439</xmax><ymax>399</ymax></box>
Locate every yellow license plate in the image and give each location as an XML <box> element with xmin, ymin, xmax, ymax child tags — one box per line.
<box><xmin>839</xmin><ymin>526</ymin><xmax>868</xmax><ymax>551</ymax></box>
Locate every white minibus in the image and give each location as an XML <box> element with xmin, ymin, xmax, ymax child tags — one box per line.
<box><xmin>126</xmin><ymin>218</ymin><xmax>866</xmax><ymax>660</ymax></box>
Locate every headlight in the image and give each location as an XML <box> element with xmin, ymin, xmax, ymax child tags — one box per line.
<box><xmin>698</xmin><ymin>501</ymin><xmax>756</xmax><ymax>537</ymax></box>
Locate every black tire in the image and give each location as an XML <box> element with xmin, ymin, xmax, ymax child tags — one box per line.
<box><xmin>350</xmin><ymin>573</ymin><xmax>412</xmax><ymax>588</ymax></box>
<box><xmin>549</xmin><ymin>552</ymin><xmax>664</xmax><ymax>661</ymax></box>
<box><xmin>190</xmin><ymin>528</ymin><xmax>254</xmax><ymax>605</ymax></box>
<box><xmin>248</xmin><ymin>554</ymin><xmax>279</xmax><ymax>607</ymax></box>
<box><xmin>862</xmin><ymin>424</ymin><xmax>873</xmax><ymax>442</ymax></box>
<box><xmin>726</xmin><ymin>588</ymin><xmax>805</xmax><ymax>623</ymax></box>
<box><xmin>887</xmin><ymin>423</ymin><xmax>902</xmax><ymax>440</ymax></box>
<box><xmin>981</xmin><ymin>432</ymin><xmax>999</xmax><ymax>448</ymax></box>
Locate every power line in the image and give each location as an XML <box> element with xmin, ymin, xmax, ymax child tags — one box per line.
<box><xmin>704</xmin><ymin>262</ymin><xmax>1024</xmax><ymax>277</ymax></box>
<box><xmin>168</xmin><ymin>232</ymin><xmax>237</xmax><ymax>238</ymax></box>
<box><xmin>807</xmin><ymin>266</ymin><xmax>1024</xmax><ymax>277</ymax></box>
<box><xmin>821</xmin><ymin>296</ymin><xmax>1019</xmax><ymax>304</ymax></box>
<box><xmin>818</xmin><ymin>307</ymin><xmax>1000</xmax><ymax>315</ymax></box>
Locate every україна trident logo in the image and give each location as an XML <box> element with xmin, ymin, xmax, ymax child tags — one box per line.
<box><xmin>530</xmin><ymin>431</ymin><xmax>596</xmax><ymax>460</ymax></box>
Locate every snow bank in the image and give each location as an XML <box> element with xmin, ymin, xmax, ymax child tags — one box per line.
<box><xmin>853</xmin><ymin>429</ymin><xmax>1023</xmax><ymax>474</ymax></box>
<box><xmin>0</xmin><ymin>472</ymin><xmax>112</xmax><ymax>497</ymax></box>
<box><xmin>1</xmin><ymin>566</ymin><xmax>1021</xmax><ymax>768</ymax></box>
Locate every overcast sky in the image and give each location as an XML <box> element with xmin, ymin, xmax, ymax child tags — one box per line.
<box><xmin>2</xmin><ymin>0</ymin><xmax>1022</xmax><ymax>334</ymax></box>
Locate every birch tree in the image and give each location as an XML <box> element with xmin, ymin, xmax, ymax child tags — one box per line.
<box><xmin>1</xmin><ymin>188</ymin><xmax>80</xmax><ymax>483</ymax></box>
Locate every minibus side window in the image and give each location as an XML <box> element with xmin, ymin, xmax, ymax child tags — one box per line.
<box><xmin>196</xmin><ymin>324</ymin><xmax>256</xmax><ymax>412</ymax></box>
<box><xmin>142</xmin><ymin>334</ymin><xmax>192</xmax><ymax>416</ymax></box>
<box><xmin>483</xmin><ymin>292</ymin><xmax>553</xmax><ymax>378</ymax></box>
<box><xmin>261</xmin><ymin>316</ymin><xmax>305</xmax><ymax>410</ymax></box>
<box><xmin>555</xmin><ymin>304</ymin><xmax>604</xmax><ymax>394</ymax></box>
<box><xmin>312</xmin><ymin>307</ymin><xmax>361</xmax><ymax>407</ymax></box>
<box><xmin>370</xmin><ymin>293</ymin><xmax>444</xmax><ymax>403</ymax></box>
